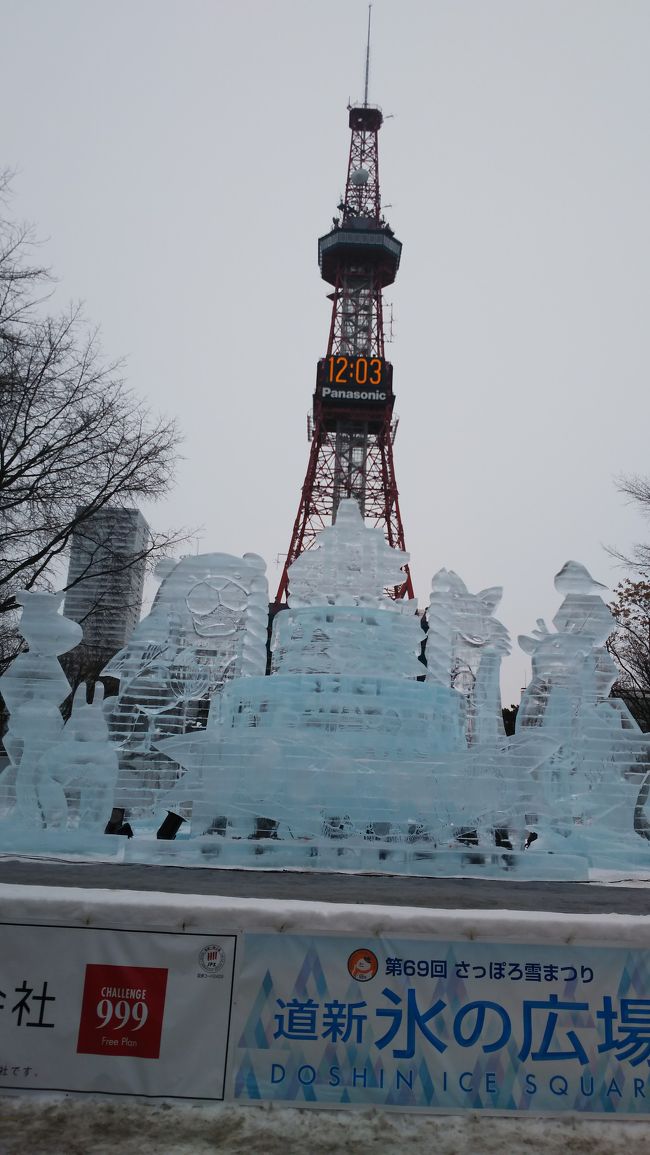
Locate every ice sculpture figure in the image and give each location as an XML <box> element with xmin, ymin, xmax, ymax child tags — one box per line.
<box><xmin>31</xmin><ymin>684</ymin><xmax>119</xmax><ymax>830</ymax></box>
<box><xmin>426</xmin><ymin>570</ymin><xmax>510</xmax><ymax>745</ymax></box>
<box><xmin>517</xmin><ymin>561</ymin><xmax>615</xmax><ymax>734</ymax></box>
<box><xmin>101</xmin><ymin>552</ymin><xmax>269</xmax><ymax>815</ymax></box>
<box><xmin>0</xmin><ymin>591</ymin><xmax>85</xmax><ymax>826</ymax></box>
<box><xmin>513</xmin><ymin>562</ymin><xmax>650</xmax><ymax>858</ymax></box>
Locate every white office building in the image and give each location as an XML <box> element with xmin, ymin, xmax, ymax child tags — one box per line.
<box><xmin>63</xmin><ymin>507</ymin><xmax>150</xmax><ymax>656</ymax></box>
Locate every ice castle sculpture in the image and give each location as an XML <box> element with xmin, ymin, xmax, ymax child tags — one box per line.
<box><xmin>0</xmin><ymin>505</ymin><xmax>649</xmax><ymax>878</ymax></box>
<box><xmin>156</xmin><ymin>501</ymin><xmax>464</xmax><ymax>840</ymax></box>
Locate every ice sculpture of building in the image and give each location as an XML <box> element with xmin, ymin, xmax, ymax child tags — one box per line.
<box><xmin>154</xmin><ymin>503</ymin><xmax>483</xmax><ymax>844</ymax></box>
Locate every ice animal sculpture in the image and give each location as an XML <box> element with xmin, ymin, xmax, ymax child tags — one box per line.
<box><xmin>0</xmin><ymin>592</ymin><xmax>117</xmax><ymax>829</ymax></box>
<box><xmin>102</xmin><ymin>552</ymin><xmax>269</xmax><ymax>815</ymax></box>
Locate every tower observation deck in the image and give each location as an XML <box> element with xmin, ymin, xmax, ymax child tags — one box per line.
<box><xmin>275</xmin><ymin>97</ymin><xmax>413</xmax><ymax>605</ymax></box>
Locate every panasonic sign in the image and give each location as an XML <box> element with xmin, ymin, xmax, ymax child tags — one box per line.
<box><xmin>321</xmin><ymin>386</ymin><xmax>387</xmax><ymax>402</ymax></box>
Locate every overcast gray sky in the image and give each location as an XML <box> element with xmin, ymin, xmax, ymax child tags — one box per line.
<box><xmin>2</xmin><ymin>0</ymin><xmax>650</xmax><ymax>700</ymax></box>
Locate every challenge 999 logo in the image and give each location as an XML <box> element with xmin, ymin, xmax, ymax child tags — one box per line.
<box><xmin>76</xmin><ymin>964</ymin><xmax>168</xmax><ymax>1059</ymax></box>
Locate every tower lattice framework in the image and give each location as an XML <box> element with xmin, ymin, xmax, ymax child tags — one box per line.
<box><xmin>275</xmin><ymin>102</ymin><xmax>413</xmax><ymax>606</ymax></box>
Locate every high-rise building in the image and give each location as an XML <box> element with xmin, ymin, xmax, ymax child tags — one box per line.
<box><xmin>63</xmin><ymin>507</ymin><xmax>150</xmax><ymax>658</ymax></box>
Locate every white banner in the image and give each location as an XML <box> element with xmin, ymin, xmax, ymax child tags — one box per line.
<box><xmin>3</xmin><ymin>892</ymin><xmax>650</xmax><ymax>1116</ymax></box>
<box><xmin>0</xmin><ymin>921</ymin><xmax>236</xmax><ymax>1100</ymax></box>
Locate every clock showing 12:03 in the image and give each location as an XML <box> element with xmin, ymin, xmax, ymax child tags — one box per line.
<box><xmin>325</xmin><ymin>355</ymin><xmax>385</xmax><ymax>388</ymax></box>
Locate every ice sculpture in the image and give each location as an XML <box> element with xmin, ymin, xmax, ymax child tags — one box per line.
<box><xmin>426</xmin><ymin>570</ymin><xmax>510</xmax><ymax>745</ymax></box>
<box><xmin>101</xmin><ymin>552</ymin><xmax>268</xmax><ymax>815</ymax></box>
<box><xmin>272</xmin><ymin>500</ymin><xmax>421</xmax><ymax>678</ymax></box>
<box><xmin>0</xmin><ymin>591</ymin><xmax>117</xmax><ymax>829</ymax></box>
<box><xmin>517</xmin><ymin>561</ymin><xmax>616</xmax><ymax>734</ymax></box>
<box><xmin>155</xmin><ymin>502</ymin><xmax>464</xmax><ymax>841</ymax></box>
<box><xmin>1</xmin><ymin>521</ymin><xmax>649</xmax><ymax>880</ymax></box>
<box><xmin>511</xmin><ymin>561</ymin><xmax>650</xmax><ymax>858</ymax></box>
<box><xmin>33</xmin><ymin>684</ymin><xmax>119</xmax><ymax>830</ymax></box>
<box><xmin>149</xmin><ymin>542</ymin><xmax>650</xmax><ymax>876</ymax></box>
<box><xmin>286</xmin><ymin>498</ymin><xmax>409</xmax><ymax>607</ymax></box>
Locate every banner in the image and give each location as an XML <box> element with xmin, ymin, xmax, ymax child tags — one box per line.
<box><xmin>3</xmin><ymin>911</ymin><xmax>650</xmax><ymax>1114</ymax></box>
<box><xmin>231</xmin><ymin>932</ymin><xmax>650</xmax><ymax>1114</ymax></box>
<box><xmin>0</xmin><ymin>921</ymin><xmax>236</xmax><ymax>1100</ymax></box>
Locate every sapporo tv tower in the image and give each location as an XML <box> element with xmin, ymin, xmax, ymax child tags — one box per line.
<box><xmin>274</xmin><ymin>8</ymin><xmax>413</xmax><ymax>606</ymax></box>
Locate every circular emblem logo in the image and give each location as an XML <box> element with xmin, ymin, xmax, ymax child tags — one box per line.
<box><xmin>347</xmin><ymin>948</ymin><xmax>379</xmax><ymax>982</ymax></box>
<box><xmin>199</xmin><ymin>944</ymin><xmax>226</xmax><ymax>974</ymax></box>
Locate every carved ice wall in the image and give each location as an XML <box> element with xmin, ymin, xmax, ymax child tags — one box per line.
<box><xmin>0</xmin><ymin>506</ymin><xmax>649</xmax><ymax>876</ymax></box>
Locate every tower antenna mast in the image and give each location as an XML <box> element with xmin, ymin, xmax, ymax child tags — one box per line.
<box><xmin>364</xmin><ymin>4</ymin><xmax>372</xmax><ymax>106</ymax></box>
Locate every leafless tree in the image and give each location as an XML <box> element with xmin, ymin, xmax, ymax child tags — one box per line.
<box><xmin>608</xmin><ymin>577</ymin><xmax>650</xmax><ymax>732</ymax></box>
<box><xmin>605</xmin><ymin>473</ymin><xmax>650</xmax><ymax>730</ymax></box>
<box><xmin>0</xmin><ymin>171</ymin><xmax>187</xmax><ymax>672</ymax></box>
<box><xmin>611</xmin><ymin>474</ymin><xmax>650</xmax><ymax>572</ymax></box>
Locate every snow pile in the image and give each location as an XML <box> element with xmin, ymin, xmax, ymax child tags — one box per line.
<box><xmin>0</xmin><ymin>1098</ymin><xmax>648</xmax><ymax>1155</ymax></box>
<box><xmin>6</xmin><ymin>882</ymin><xmax>650</xmax><ymax>948</ymax></box>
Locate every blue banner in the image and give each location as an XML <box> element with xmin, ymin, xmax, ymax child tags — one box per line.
<box><xmin>231</xmin><ymin>932</ymin><xmax>650</xmax><ymax>1114</ymax></box>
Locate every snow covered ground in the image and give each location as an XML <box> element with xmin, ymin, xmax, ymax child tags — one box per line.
<box><xmin>0</xmin><ymin>1098</ymin><xmax>649</xmax><ymax>1155</ymax></box>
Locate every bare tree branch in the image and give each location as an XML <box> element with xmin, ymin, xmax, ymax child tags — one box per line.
<box><xmin>0</xmin><ymin>177</ymin><xmax>190</xmax><ymax>673</ymax></box>
<box><xmin>608</xmin><ymin>577</ymin><xmax>650</xmax><ymax>731</ymax></box>
<box><xmin>607</xmin><ymin>473</ymin><xmax>650</xmax><ymax>573</ymax></box>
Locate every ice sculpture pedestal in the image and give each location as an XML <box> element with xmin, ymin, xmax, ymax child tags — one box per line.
<box><xmin>121</xmin><ymin>831</ymin><xmax>589</xmax><ymax>881</ymax></box>
<box><xmin>0</xmin><ymin>827</ymin><xmax>125</xmax><ymax>861</ymax></box>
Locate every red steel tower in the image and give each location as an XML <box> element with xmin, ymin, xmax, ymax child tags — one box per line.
<box><xmin>275</xmin><ymin>92</ymin><xmax>413</xmax><ymax>606</ymax></box>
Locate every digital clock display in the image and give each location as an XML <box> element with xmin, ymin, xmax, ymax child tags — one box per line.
<box><xmin>327</xmin><ymin>355</ymin><xmax>383</xmax><ymax>387</ymax></box>
<box><xmin>316</xmin><ymin>356</ymin><xmax>393</xmax><ymax>407</ymax></box>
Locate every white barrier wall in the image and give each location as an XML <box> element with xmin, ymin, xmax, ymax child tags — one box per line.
<box><xmin>1</xmin><ymin>884</ymin><xmax>650</xmax><ymax>1116</ymax></box>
